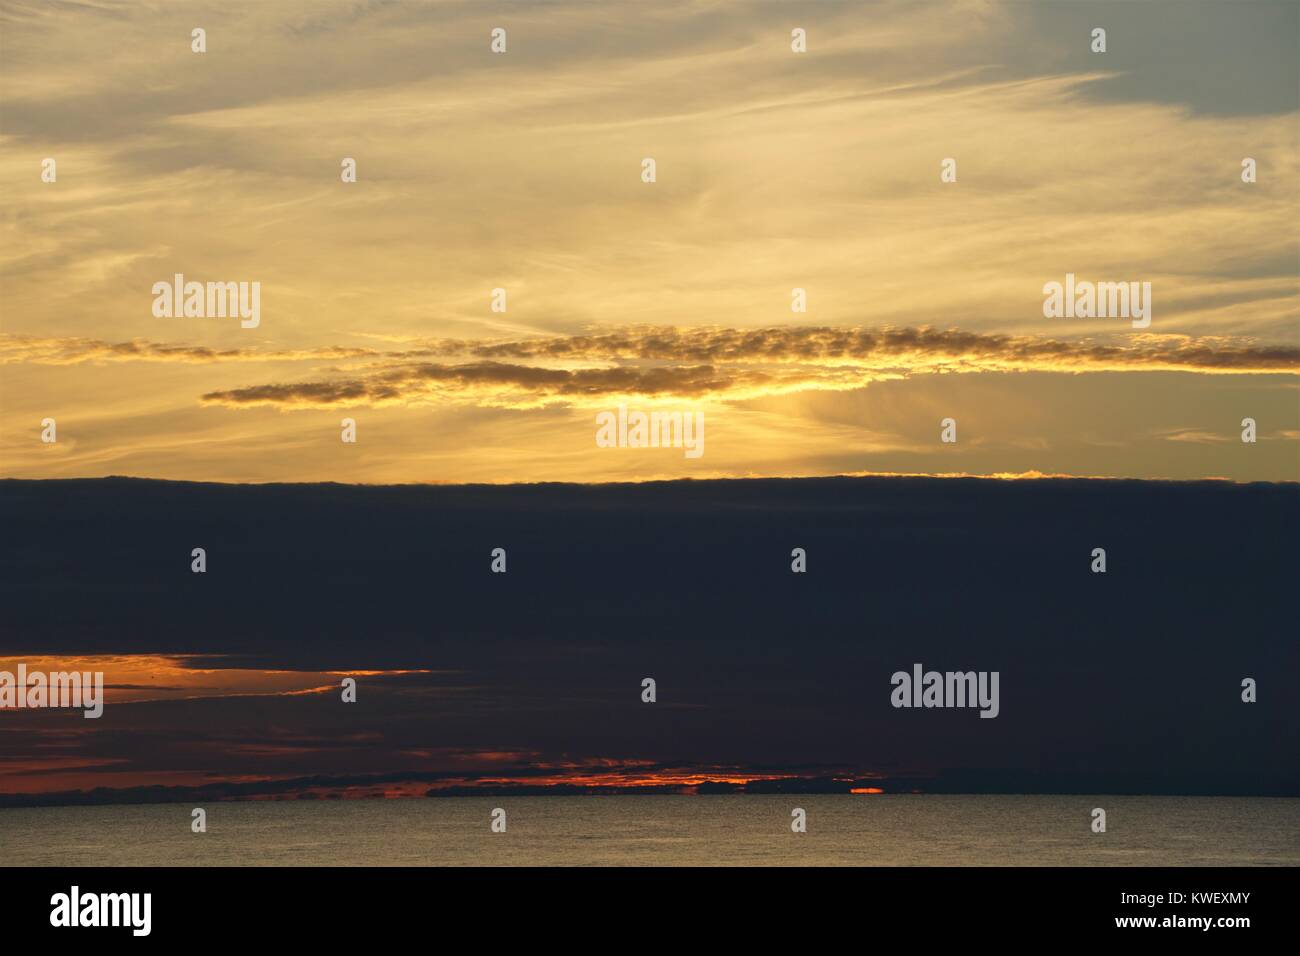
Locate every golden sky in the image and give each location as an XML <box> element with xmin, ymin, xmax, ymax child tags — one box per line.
<box><xmin>1</xmin><ymin>0</ymin><xmax>1297</xmax><ymax>483</ymax></box>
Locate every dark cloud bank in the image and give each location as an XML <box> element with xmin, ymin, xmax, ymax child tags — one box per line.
<box><xmin>0</xmin><ymin>475</ymin><xmax>1296</xmax><ymax>804</ymax></box>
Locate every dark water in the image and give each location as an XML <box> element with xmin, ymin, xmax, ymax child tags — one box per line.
<box><xmin>3</xmin><ymin>795</ymin><xmax>1297</xmax><ymax>866</ymax></box>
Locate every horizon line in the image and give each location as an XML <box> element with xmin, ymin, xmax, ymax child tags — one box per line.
<box><xmin>3</xmin><ymin>471</ymin><xmax>1296</xmax><ymax>490</ymax></box>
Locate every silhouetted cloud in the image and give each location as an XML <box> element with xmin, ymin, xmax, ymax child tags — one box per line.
<box><xmin>173</xmin><ymin>326</ymin><xmax>1300</xmax><ymax>408</ymax></box>
<box><xmin>0</xmin><ymin>335</ymin><xmax>379</xmax><ymax>365</ymax></box>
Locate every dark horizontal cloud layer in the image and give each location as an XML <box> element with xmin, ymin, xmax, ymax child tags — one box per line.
<box><xmin>1</xmin><ymin>476</ymin><xmax>1296</xmax><ymax>802</ymax></box>
<box><xmin>8</xmin><ymin>326</ymin><xmax>1293</xmax><ymax>409</ymax></box>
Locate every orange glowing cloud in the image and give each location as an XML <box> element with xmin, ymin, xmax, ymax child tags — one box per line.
<box><xmin>0</xmin><ymin>655</ymin><xmax>436</xmax><ymax>707</ymax></box>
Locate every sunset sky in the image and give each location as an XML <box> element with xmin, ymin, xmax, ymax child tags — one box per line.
<box><xmin>1</xmin><ymin>0</ymin><xmax>1296</xmax><ymax>484</ymax></box>
<box><xmin>1</xmin><ymin>2</ymin><xmax>1297</xmax><ymax>806</ymax></box>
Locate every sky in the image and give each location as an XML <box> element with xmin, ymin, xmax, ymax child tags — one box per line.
<box><xmin>1</xmin><ymin>0</ymin><xmax>1297</xmax><ymax>484</ymax></box>
<box><xmin>0</xmin><ymin>1</ymin><xmax>1297</xmax><ymax>806</ymax></box>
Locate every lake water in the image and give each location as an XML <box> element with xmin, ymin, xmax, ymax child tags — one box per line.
<box><xmin>2</xmin><ymin>795</ymin><xmax>1297</xmax><ymax>866</ymax></box>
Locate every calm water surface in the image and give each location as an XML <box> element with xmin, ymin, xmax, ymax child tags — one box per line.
<box><xmin>2</xmin><ymin>795</ymin><xmax>1297</xmax><ymax>866</ymax></box>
